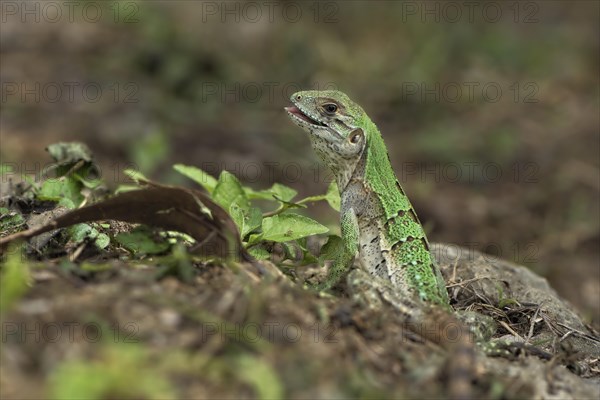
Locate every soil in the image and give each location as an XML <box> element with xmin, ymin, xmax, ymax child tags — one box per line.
<box><xmin>1</xmin><ymin>232</ymin><xmax>598</xmax><ymax>398</ymax></box>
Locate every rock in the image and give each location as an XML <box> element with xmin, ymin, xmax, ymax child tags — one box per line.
<box><xmin>432</xmin><ymin>242</ymin><xmax>600</xmax><ymax>358</ymax></box>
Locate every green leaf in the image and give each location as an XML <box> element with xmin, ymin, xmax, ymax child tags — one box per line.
<box><xmin>244</xmin><ymin>207</ymin><xmax>263</xmax><ymax>237</ymax></box>
<box><xmin>294</xmin><ymin>181</ymin><xmax>339</xmax><ymax>211</ymax></box>
<box><xmin>261</xmin><ymin>214</ymin><xmax>328</xmax><ymax>243</ymax></box>
<box><xmin>283</xmin><ymin>242</ymin><xmax>299</xmax><ymax>260</ymax></box>
<box><xmin>58</xmin><ymin>197</ymin><xmax>76</xmax><ymax>210</ymax></box>
<box><xmin>271</xmin><ymin>183</ymin><xmax>298</xmax><ymax>202</ymax></box>
<box><xmin>114</xmin><ymin>184</ymin><xmax>141</xmax><ymax>194</ymax></box>
<box><xmin>173</xmin><ymin>164</ymin><xmax>218</xmax><ymax>193</ymax></box>
<box><xmin>245</xmin><ymin>188</ymin><xmax>273</xmax><ymax>201</ymax></box>
<box><xmin>95</xmin><ymin>233</ymin><xmax>110</xmax><ymax>249</ymax></box>
<box><xmin>318</xmin><ymin>235</ymin><xmax>345</xmax><ymax>265</ymax></box>
<box><xmin>247</xmin><ymin>233</ymin><xmax>263</xmax><ymax>246</ymax></box>
<box><xmin>69</xmin><ymin>223</ymin><xmax>94</xmax><ymax>243</ymax></box>
<box><xmin>123</xmin><ymin>169</ymin><xmax>149</xmax><ymax>184</ymax></box>
<box><xmin>283</xmin><ymin>241</ymin><xmax>318</xmax><ymax>264</ymax></box>
<box><xmin>74</xmin><ymin>173</ymin><xmax>102</xmax><ymax>189</ymax></box>
<box><xmin>38</xmin><ymin>180</ymin><xmax>63</xmax><ymax>201</ymax></box>
<box><xmin>325</xmin><ymin>181</ymin><xmax>340</xmax><ymax>211</ymax></box>
<box><xmin>115</xmin><ymin>227</ymin><xmax>170</xmax><ymax>255</ymax></box>
<box><xmin>68</xmin><ymin>223</ymin><xmax>110</xmax><ymax>249</ymax></box>
<box><xmin>229</xmin><ymin>204</ymin><xmax>245</xmax><ymax>234</ymax></box>
<box><xmin>47</xmin><ymin>142</ymin><xmax>93</xmax><ymax>164</ymax></box>
<box><xmin>248</xmin><ymin>247</ymin><xmax>270</xmax><ymax>260</ymax></box>
<box><xmin>292</xmin><ymin>239</ymin><xmax>319</xmax><ymax>265</ymax></box>
<box><xmin>213</xmin><ymin>171</ymin><xmax>249</xmax><ymax>211</ymax></box>
<box><xmin>231</xmin><ymin>204</ymin><xmax>263</xmax><ymax>239</ymax></box>
<box><xmin>246</xmin><ymin>183</ymin><xmax>297</xmax><ymax>202</ymax></box>
<box><xmin>38</xmin><ymin>177</ymin><xmax>84</xmax><ymax>206</ymax></box>
<box><xmin>296</xmin><ymin>194</ymin><xmax>327</xmax><ymax>203</ymax></box>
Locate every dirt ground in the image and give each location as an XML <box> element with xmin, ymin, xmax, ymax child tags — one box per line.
<box><xmin>1</xmin><ymin>233</ymin><xmax>598</xmax><ymax>398</ymax></box>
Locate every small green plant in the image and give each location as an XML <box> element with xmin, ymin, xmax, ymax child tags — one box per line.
<box><xmin>173</xmin><ymin>164</ymin><xmax>341</xmax><ymax>264</ymax></box>
<box><xmin>2</xmin><ymin>142</ymin><xmax>110</xmax><ymax>254</ymax></box>
<box><xmin>2</xmin><ymin>142</ymin><xmax>345</xmax><ymax>275</ymax></box>
<box><xmin>496</xmin><ymin>283</ymin><xmax>520</xmax><ymax>309</ymax></box>
<box><xmin>69</xmin><ymin>223</ymin><xmax>111</xmax><ymax>250</ymax></box>
<box><xmin>0</xmin><ymin>243</ymin><xmax>30</xmax><ymax>315</ymax></box>
<box><xmin>31</xmin><ymin>142</ymin><xmax>104</xmax><ymax>209</ymax></box>
<box><xmin>0</xmin><ymin>207</ymin><xmax>25</xmax><ymax>234</ymax></box>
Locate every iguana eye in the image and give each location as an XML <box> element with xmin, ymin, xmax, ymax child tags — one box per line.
<box><xmin>323</xmin><ymin>103</ymin><xmax>338</xmax><ymax>114</ymax></box>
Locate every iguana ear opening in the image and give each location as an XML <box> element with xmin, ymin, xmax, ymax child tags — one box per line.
<box><xmin>349</xmin><ymin>128</ymin><xmax>364</xmax><ymax>144</ymax></box>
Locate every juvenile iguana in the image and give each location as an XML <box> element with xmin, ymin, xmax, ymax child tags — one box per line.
<box><xmin>286</xmin><ymin>90</ymin><xmax>480</xmax><ymax>397</ymax></box>
<box><xmin>285</xmin><ymin>90</ymin><xmax>448</xmax><ymax>307</ymax></box>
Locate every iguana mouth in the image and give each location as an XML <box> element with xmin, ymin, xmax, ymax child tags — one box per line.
<box><xmin>285</xmin><ymin>106</ymin><xmax>326</xmax><ymax>127</ymax></box>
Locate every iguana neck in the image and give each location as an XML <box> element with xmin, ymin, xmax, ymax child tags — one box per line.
<box><xmin>363</xmin><ymin>121</ymin><xmax>413</xmax><ymax>219</ymax></box>
<box><xmin>354</xmin><ymin>119</ymin><xmax>450</xmax><ymax>306</ymax></box>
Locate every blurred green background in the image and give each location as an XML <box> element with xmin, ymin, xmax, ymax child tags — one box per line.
<box><xmin>1</xmin><ymin>1</ymin><xmax>598</xmax><ymax>319</ymax></box>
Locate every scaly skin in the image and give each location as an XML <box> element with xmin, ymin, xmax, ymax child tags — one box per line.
<box><xmin>285</xmin><ymin>90</ymin><xmax>448</xmax><ymax>306</ymax></box>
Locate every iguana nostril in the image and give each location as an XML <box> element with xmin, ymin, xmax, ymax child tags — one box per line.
<box><xmin>296</xmin><ymin>95</ymin><xmax>302</xmax><ymax>101</ymax></box>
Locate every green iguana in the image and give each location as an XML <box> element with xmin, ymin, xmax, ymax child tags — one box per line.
<box><xmin>285</xmin><ymin>89</ymin><xmax>486</xmax><ymax>398</ymax></box>
<box><xmin>285</xmin><ymin>90</ymin><xmax>448</xmax><ymax>306</ymax></box>
<box><xmin>285</xmin><ymin>90</ymin><xmax>483</xmax><ymax>397</ymax></box>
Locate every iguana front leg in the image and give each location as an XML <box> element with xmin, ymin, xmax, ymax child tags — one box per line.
<box><xmin>319</xmin><ymin>208</ymin><xmax>360</xmax><ymax>290</ymax></box>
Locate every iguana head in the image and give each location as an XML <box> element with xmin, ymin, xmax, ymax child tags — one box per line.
<box><xmin>285</xmin><ymin>90</ymin><xmax>371</xmax><ymax>188</ymax></box>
